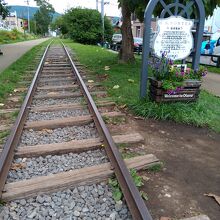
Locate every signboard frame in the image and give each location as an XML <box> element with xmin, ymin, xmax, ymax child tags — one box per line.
<box><xmin>140</xmin><ymin>0</ymin><xmax>205</xmax><ymax>98</ymax></box>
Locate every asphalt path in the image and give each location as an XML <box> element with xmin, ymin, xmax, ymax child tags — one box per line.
<box><xmin>0</xmin><ymin>38</ymin><xmax>50</xmax><ymax>73</ymax></box>
<box><xmin>202</xmin><ymin>72</ymin><xmax>220</xmax><ymax>97</ymax></box>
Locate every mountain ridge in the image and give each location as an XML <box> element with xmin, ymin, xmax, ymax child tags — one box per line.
<box><xmin>8</xmin><ymin>5</ymin><xmax>61</xmax><ymax>20</ymax></box>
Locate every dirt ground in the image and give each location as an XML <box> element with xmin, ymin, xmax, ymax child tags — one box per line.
<box><xmin>110</xmin><ymin>116</ymin><xmax>220</xmax><ymax>220</ymax></box>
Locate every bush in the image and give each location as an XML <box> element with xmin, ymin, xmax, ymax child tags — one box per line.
<box><xmin>0</xmin><ymin>29</ymin><xmax>35</xmax><ymax>44</ymax></box>
<box><xmin>64</xmin><ymin>8</ymin><xmax>113</xmax><ymax>45</ymax></box>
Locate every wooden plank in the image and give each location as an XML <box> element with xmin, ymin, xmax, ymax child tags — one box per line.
<box><xmin>37</xmin><ymin>84</ymin><xmax>78</xmax><ymax>91</ymax></box>
<box><xmin>15</xmin><ymin>133</ymin><xmax>144</xmax><ymax>158</ymax></box>
<box><xmin>40</xmin><ymin>74</ymin><xmax>73</xmax><ymax>78</ymax></box>
<box><xmin>0</xmin><ymin>125</ymin><xmax>12</xmax><ymax>132</ymax></box>
<box><xmin>39</xmin><ymin>78</ymin><xmax>74</xmax><ymax>83</ymax></box>
<box><xmin>34</xmin><ymin>91</ymin><xmax>107</xmax><ymax>100</ymax></box>
<box><xmin>25</xmin><ymin>115</ymin><xmax>93</xmax><ymax>130</ymax></box>
<box><xmin>0</xmin><ymin>108</ymin><xmax>19</xmax><ymax>114</ymax></box>
<box><xmin>25</xmin><ymin>111</ymin><xmax>125</xmax><ymax>130</ymax></box>
<box><xmin>30</xmin><ymin>101</ymin><xmax>115</xmax><ymax>112</ymax></box>
<box><xmin>34</xmin><ymin>92</ymin><xmax>82</xmax><ymax>100</ymax></box>
<box><xmin>2</xmin><ymin>154</ymin><xmax>159</xmax><ymax>201</ymax></box>
<box><xmin>44</xmin><ymin>64</ymin><xmax>70</xmax><ymax>67</ymax></box>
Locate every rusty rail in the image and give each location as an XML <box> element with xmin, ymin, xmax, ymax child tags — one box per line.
<box><xmin>62</xmin><ymin>42</ymin><xmax>153</xmax><ymax>220</ymax></box>
<box><xmin>0</xmin><ymin>41</ymin><xmax>52</xmax><ymax>196</ymax></box>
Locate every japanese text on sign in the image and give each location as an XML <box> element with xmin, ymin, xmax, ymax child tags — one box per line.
<box><xmin>153</xmin><ymin>16</ymin><xmax>194</xmax><ymax>61</ymax></box>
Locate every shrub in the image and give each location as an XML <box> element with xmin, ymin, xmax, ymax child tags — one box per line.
<box><xmin>64</xmin><ymin>8</ymin><xmax>113</xmax><ymax>45</ymax></box>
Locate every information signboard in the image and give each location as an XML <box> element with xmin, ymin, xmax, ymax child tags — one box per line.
<box><xmin>153</xmin><ymin>16</ymin><xmax>194</xmax><ymax>60</ymax></box>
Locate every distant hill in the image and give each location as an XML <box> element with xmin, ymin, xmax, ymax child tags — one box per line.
<box><xmin>8</xmin><ymin>5</ymin><xmax>61</xmax><ymax>21</ymax></box>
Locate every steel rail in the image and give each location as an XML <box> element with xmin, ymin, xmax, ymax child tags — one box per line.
<box><xmin>0</xmin><ymin>41</ymin><xmax>52</xmax><ymax>196</ymax></box>
<box><xmin>62</xmin><ymin>42</ymin><xmax>153</xmax><ymax>220</ymax></box>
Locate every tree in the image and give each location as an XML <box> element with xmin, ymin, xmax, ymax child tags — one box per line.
<box><xmin>63</xmin><ymin>8</ymin><xmax>113</xmax><ymax>45</ymax></box>
<box><xmin>118</xmin><ymin>0</ymin><xmax>136</xmax><ymax>63</ymax></box>
<box><xmin>34</xmin><ymin>0</ymin><xmax>55</xmax><ymax>35</ymax></box>
<box><xmin>0</xmin><ymin>0</ymin><xmax>9</xmax><ymax>19</ymax></box>
<box><xmin>50</xmin><ymin>16</ymin><xmax>68</xmax><ymax>36</ymax></box>
<box><xmin>118</xmin><ymin>0</ymin><xmax>220</xmax><ymax>63</ymax></box>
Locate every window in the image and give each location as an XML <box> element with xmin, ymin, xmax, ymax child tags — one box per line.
<box><xmin>136</xmin><ymin>26</ymin><xmax>141</xmax><ymax>38</ymax></box>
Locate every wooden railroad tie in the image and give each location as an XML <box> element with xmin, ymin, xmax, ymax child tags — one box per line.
<box><xmin>2</xmin><ymin>154</ymin><xmax>159</xmax><ymax>201</ymax></box>
<box><xmin>15</xmin><ymin>133</ymin><xmax>144</xmax><ymax>158</ymax></box>
<box><xmin>24</xmin><ymin>111</ymin><xmax>125</xmax><ymax>130</ymax></box>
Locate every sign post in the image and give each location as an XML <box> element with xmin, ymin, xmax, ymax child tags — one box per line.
<box><xmin>140</xmin><ymin>0</ymin><xmax>205</xmax><ymax>99</ymax></box>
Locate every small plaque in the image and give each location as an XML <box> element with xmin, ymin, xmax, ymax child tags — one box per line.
<box><xmin>153</xmin><ymin>16</ymin><xmax>194</xmax><ymax>60</ymax></box>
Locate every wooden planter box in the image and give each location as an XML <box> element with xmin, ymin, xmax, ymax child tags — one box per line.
<box><xmin>149</xmin><ymin>77</ymin><xmax>201</xmax><ymax>103</ymax></box>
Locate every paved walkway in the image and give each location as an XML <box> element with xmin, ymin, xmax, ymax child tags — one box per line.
<box><xmin>0</xmin><ymin>38</ymin><xmax>50</xmax><ymax>73</ymax></box>
<box><xmin>202</xmin><ymin>72</ymin><xmax>220</xmax><ymax>97</ymax></box>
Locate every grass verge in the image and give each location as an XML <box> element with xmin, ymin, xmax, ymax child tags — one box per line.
<box><xmin>0</xmin><ymin>30</ymin><xmax>37</xmax><ymax>45</ymax></box>
<box><xmin>64</xmin><ymin>39</ymin><xmax>220</xmax><ymax>133</ymax></box>
<box><xmin>0</xmin><ymin>40</ymin><xmax>50</xmax><ymax>103</ymax></box>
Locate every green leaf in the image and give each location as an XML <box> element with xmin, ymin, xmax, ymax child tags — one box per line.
<box><xmin>140</xmin><ymin>191</ymin><xmax>149</xmax><ymax>201</ymax></box>
<box><xmin>113</xmin><ymin>189</ymin><xmax>123</xmax><ymax>201</ymax></box>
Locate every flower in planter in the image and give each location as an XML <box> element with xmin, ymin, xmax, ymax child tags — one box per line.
<box><xmin>149</xmin><ymin>52</ymin><xmax>207</xmax><ymax>92</ymax></box>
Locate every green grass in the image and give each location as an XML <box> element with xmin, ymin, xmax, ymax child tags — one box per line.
<box><xmin>0</xmin><ymin>131</ymin><xmax>10</xmax><ymax>145</ymax></box>
<box><xmin>63</xmin><ymin>39</ymin><xmax>220</xmax><ymax>133</ymax></box>
<box><xmin>0</xmin><ymin>40</ymin><xmax>50</xmax><ymax>103</ymax></box>
<box><xmin>0</xmin><ymin>30</ymin><xmax>37</xmax><ymax>45</ymax></box>
<box><xmin>206</xmin><ymin>66</ymin><xmax>220</xmax><ymax>74</ymax></box>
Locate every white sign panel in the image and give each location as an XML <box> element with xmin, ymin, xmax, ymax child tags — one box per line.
<box><xmin>153</xmin><ymin>16</ymin><xmax>194</xmax><ymax>60</ymax></box>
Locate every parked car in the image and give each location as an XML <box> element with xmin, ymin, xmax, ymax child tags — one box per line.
<box><xmin>212</xmin><ymin>37</ymin><xmax>220</xmax><ymax>62</ymax></box>
<box><xmin>111</xmin><ymin>34</ymin><xmax>143</xmax><ymax>53</ymax></box>
<box><xmin>133</xmin><ymin>37</ymin><xmax>143</xmax><ymax>53</ymax></box>
<box><xmin>111</xmin><ymin>34</ymin><xmax>122</xmax><ymax>51</ymax></box>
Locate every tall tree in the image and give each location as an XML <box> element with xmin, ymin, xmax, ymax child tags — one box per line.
<box><xmin>118</xmin><ymin>0</ymin><xmax>220</xmax><ymax>63</ymax></box>
<box><xmin>59</xmin><ymin>8</ymin><xmax>113</xmax><ymax>45</ymax></box>
<box><xmin>34</xmin><ymin>0</ymin><xmax>55</xmax><ymax>35</ymax></box>
<box><xmin>0</xmin><ymin>0</ymin><xmax>9</xmax><ymax>19</ymax></box>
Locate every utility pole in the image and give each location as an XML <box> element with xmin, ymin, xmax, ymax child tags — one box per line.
<box><xmin>24</xmin><ymin>0</ymin><xmax>30</xmax><ymax>33</ymax></box>
<box><xmin>100</xmin><ymin>1</ymin><xmax>109</xmax><ymax>46</ymax></box>
<box><xmin>101</xmin><ymin>0</ymin><xmax>104</xmax><ymax>45</ymax></box>
<box><xmin>96</xmin><ymin>0</ymin><xmax>98</xmax><ymax>10</ymax></box>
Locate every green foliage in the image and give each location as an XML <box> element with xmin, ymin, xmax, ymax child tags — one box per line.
<box><xmin>150</xmin><ymin>54</ymin><xmax>208</xmax><ymax>91</ymax></box>
<box><xmin>63</xmin><ymin>8</ymin><xmax>113</xmax><ymax>44</ymax></box>
<box><xmin>0</xmin><ymin>0</ymin><xmax>9</xmax><ymax>19</ymax></box>
<box><xmin>34</xmin><ymin>0</ymin><xmax>55</xmax><ymax>35</ymax></box>
<box><xmin>64</xmin><ymin>41</ymin><xmax>220</xmax><ymax>133</ymax></box>
<box><xmin>130</xmin><ymin>0</ymin><xmax>220</xmax><ymax>22</ymax></box>
<box><xmin>148</xmin><ymin>163</ymin><xmax>163</xmax><ymax>172</ymax></box>
<box><xmin>0</xmin><ymin>130</ymin><xmax>10</xmax><ymax>144</ymax></box>
<box><xmin>130</xmin><ymin>169</ymin><xmax>144</xmax><ymax>187</ymax></box>
<box><xmin>50</xmin><ymin>16</ymin><xmax>68</xmax><ymax>36</ymax></box>
<box><xmin>108</xmin><ymin>169</ymin><xmax>144</xmax><ymax>202</ymax></box>
<box><xmin>0</xmin><ymin>29</ymin><xmax>36</xmax><ymax>44</ymax></box>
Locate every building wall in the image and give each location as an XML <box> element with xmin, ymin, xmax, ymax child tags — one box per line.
<box><xmin>131</xmin><ymin>14</ymin><xmax>157</xmax><ymax>38</ymax></box>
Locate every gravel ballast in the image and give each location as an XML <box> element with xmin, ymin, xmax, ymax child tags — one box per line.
<box><xmin>0</xmin><ymin>182</ymin><xmax>131</xmax><ymax>220</ymax></box>
<box><xmin>7</xmin><ymin>149</ymin><xmax>108</xmax><ymax>183</ymax></box>
<box><xmin>32</xmin><ymin>97</ymin><xmax>83</xmax><ymax>107</ymax></box>
<box><xmin>28</xmin><ymin>109</ymin><xmax>89</xmax><ymax>121</ymax></box>
<box><xmin>19</xmin><ymin>124</ymin><xmax>98</xmax><ymax>147</ymax></box>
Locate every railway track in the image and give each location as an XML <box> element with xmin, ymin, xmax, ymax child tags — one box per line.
<box><xmin>0</xmin><ymin>41</ymin><xmax>158</xmax><ymax>219</ymax></box>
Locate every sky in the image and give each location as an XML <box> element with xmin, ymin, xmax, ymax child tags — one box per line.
<box><xmin>6</xmin><ymin>0</ymin><xmax>121</xmax><ymax>17</ymax></box>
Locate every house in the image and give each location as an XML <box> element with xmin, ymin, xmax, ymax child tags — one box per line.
<box><xmin>0</xmin><ymin>11</ymin><xmax>25</xmax><ymax>32</ymax></box>
<box><xmin>131</xmin><ymin>13</ymin><xmax>157</xmax><ymax>38</ymax></box>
